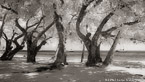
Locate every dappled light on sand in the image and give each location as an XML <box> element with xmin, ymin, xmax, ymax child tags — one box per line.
<box><xmin>0</xmin><ymin>74</ymin><xmax>12</xmax><ymax>79</ymax></box>
<box><xmin>106</xmin><ymin>65</ymin><xmax>145</xmax><ymax>76</ymax></box>
<box><xmin>0</xmin><ymin>56</ymin><xmax>145</xmax><ymax>82</ymax></box>
<box><xmin>106</xmin><ymin>61</ymin><xmax>145</xmax><ymax>82</ymax></box>
<box><xmin>24</xmin><ymin>72</ymin><xmax>39</xmax><ymax>79</ymax></box>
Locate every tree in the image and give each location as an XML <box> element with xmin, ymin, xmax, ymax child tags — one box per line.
<box><xmin>0</xmin><ymin>0</ymin><xmax>55</xmax><ymax>62</ymax></box>
<box><xmin>26</xmin><ymin>24</ymin><xmax>54</xmax><ymax>63</ymax></box>
<box><xmin>0</xmin><ymin>14</ymin><xmax>7</xmax><ymax>41</ymax></box>
<box><xmin>0</xmin><ymin>16</ymin><xmax>39</xmax><ymax>60</ymax></box>
<box><xmin>76</xmin><ymin>0</ymin><xmax>114</xmax><ymax>66</ymax></box>
<box><xmin>75</xmin><ymin>0</ymin><xmax>142</xmax><ymax>66</ymax></box>
<box><xmin>49</xmin><ymin>3</ymin><xmax>68</xmax><ymax>70</ymax></box>
<box><xmin>103</xmin><ymin>30</ymin><xmax>121</xmax><ymax>66</ymax></box>
<box><xmin>0</xmin><ymin>29</ymin><xmax>24</xmax><ymax>60</ymax></box>
<box><xmin>102</xmin><ymin>18</ymin><xmax>141</xmax><ymax>66</ymax></box>
<box><xmin>15</xmin><ymin>16</ymin><xmax>54</xmax><ymax>63</ymax></box>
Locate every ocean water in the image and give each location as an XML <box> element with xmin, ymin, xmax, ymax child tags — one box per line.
<box><xmin>0</xmin><ymin>51</ymin><xmax>145</xmax><ymax>63</ymax></box>
<box><xmin>14</xmin><ymin>51</ymin><xmax>145</xmax><ymax>62</ymax></box>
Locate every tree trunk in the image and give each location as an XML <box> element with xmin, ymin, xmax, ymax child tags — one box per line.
<box><xmin>75</xmin><ymin>1</ymin><xmax>113</xmax><ymax>67</ymax></box>
<box><xmin>85</xmin><ymin>11</ymin><xmax>114</xmax><ymax>66</ymax></box>
<box><xmin>26</xmin><ymin>33</ymin><xmax>38</xmax><ymax>63</ymax></box>
<box><xmin>95</xmin><ymin>43</ymin><xmax>102</xmax><ymax>62</ymax></box>
<box><xmin>0</xmin><ymin>40</ymin><xmax>13</xmax><ymax>60</ymax></box>
<box><xmin>27</xmin><ymin>51</ymin><xmax>37</xmax><ymax>63</ymax></box>
<box><xmin>54</xmin><ymin>43</ymin><xmax>65</xmax><ymax>63</ymax></box>
<box><xmin>27</xmin><ymin>42</ymin><xmax>45</xmax><ymax>63</ymax></box>
<box><xmin>0</xmin><ymin>14</ymin><xmax>7</xmax><ymax>40</ymax></box>
<box><xmin>81</xmin><ymin>43</ymin><xmax>85</xmax><ymax>63</ymax></box>
<box><xmin>53</xmin><ymin>27</ymin><xmax>67</xmax><ymax>66</ymax></box>
<box><xmin>103</xmin><ymin>31</ymin><xmax>121</xmax><ymax>66</ymax></box>
<box><xmin>1</xmin><ymin>50</ymin><xmax>11</xmax><ymax>60</ymax></box>
<box><xmin>50</xmin><ymin>37</ymin><xmax>67</xmax><ymax>70</ymax></box>
<box><xmin>49</xmin><ymin>11</ymin><xmax>67</xmax><ymax>70</ymax></box>
<box><xmin>26</xmin><ymin>32</ymin><xmax>47</xmax><ymax>63</ymax></box>
<box><xmin>8</xmin><ymin>45</ymin><xmax>24</xmax><ymax>60</ymax></box>
<box><xmin>27</xmin><ymin>44</ymin><xmax>38</xmax><ymax>63</ymax></box>
<box><xmin>1</xmin><ymin>29</ymin><xmax>25</xmax><ymax>61</ymax></box>
<box><xmin>86</xmin><ymin>44</ymin><xmax>102</xmax><ymax>66</ymax></box>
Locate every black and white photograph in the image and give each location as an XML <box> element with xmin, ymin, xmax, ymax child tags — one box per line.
<box><xmin>0</xmin><ymin>0</ymin><xmax>145</xmax><ymax>82</ymax></box>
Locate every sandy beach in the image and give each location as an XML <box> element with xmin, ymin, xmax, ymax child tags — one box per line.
<box><xmin>0</xmin><ymin>51</ymin><xmax>145</xmax><ymax>82</ymax></box>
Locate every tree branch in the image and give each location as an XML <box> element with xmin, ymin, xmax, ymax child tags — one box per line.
<box><xmin>130</xmin><ymin>38</ymin><xmax>145</xmax><ymax>43</ymax></box>
<box><xmin>0</xmin><ymin>13</ymin><xmax>7</xmax><ymax>38</ymax></box>
<box><xmin>101</xmin><ymin>27</ymin><xmax>117</xmax><ymax>38</ymax></box>
<box><xmin>76</xmin><ymin>0</ymin><xmax>96</xmax><ymax>42</ymax></box>
<box><xmin>76</xmin><ymin>0</ymin><xmax>103</xmax><ymax>42</ymax></box>
<box><xmin>34</xmin><ymin>20</ymin><xmax>55</xmax><ymax>42</ymax></box>
<box><xmin>68</xmin><ymin>14</ymin><xmax>77</xmax><ymax>28</ymax></box>
<box><xmin>123</xmin><ymin>20</ymin><xmax>140</xmax><ymax>25</ymax></box>
<box><xmin>26</xmin><ymin>16</ymin><xmax>45</xmax><ymax>31</ymax></box>
<box><xmin>104</xmin><ymin>27</ymin><xmax>117</xmax><ymax>33</ymax></box>
<box><xmin>1</xmin><ymin>13</ymin><xmax>7</xmax><ymax>30</ymax></box>
<box><xmin>15</xmin><ymin>18</ymin><xmax>26</xmax><ymax>33</ymax></box>
<box><xmin>92</xmin><ymin>11</ymin><xmax>115</xmax><ymax>44</ymax></box>
<box><xmin>26</xmin><ymin>18</ymin><xmax>31</xmax><ymax>28</ymax></box>
<box><xmin>32</xmin><ymin>16</ymin><xmax>45</xmax><ymax>31</ymax></box>
<box><xmin>13</xmin><ymin>34</ymin><xmax>24</xmax><ymax>47</ymax></box>
<box><xmin>13</xmin><ymin>33</ymin><xmax>24</xmax><ymax>42</ymax></box>
<box><xmin>10</xmin><ymin>30</ymin><xmax>17</xmax><ymax>40</ymax></box>
<box><xmin>37</xmin><ymin>40</ymin><xmax>47</xmax><ymax>51</ymax></box>
<box><xmin>45</xmin><ymin>36</ymin><xmax>52</xmax><ymax>41</ymax></box>
<box><xmin>2</xmin><ymin>31</ymin><xmax>8</xmax><ymax>40</ymax></box>
<box><xmin>1</xmin><ymin>5</ymin><xmax>18</xmax><ymax>14</ymax></box>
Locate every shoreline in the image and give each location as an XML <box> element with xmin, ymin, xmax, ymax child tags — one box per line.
<box><xmin>1</xmin><ymin>50</ymin><xmax>145</xmax><ymax>53</ymax></box>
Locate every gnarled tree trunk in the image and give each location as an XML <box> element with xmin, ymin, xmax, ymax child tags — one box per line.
<box><xmin>26</xmin><ymin>35</ymin><xmax>37</xmax><ymax>63</ymax></box>
<box><xmin>1</xmin><ymin>42</ymin><xmax>24</xmax><ymax>61</ymax></box>
<box><xmin>26</xmin><ymin>33</ymin><xmax>47</xmax><ymax>63</ymax></box>
<box><xmin>0</xmin><ymin>40</ymin><xmax>24</xmax><ymax>61</ymax></box>
<box><xmin>15</xmin><ymin>16</ymin><xmax>53</xmax><ymax>63</ymax></box>
<box><xmin>0</xmin><ymin>39</ymin><xmax>13</xmax><ymax>60</ymax></box>
<box><xmin>26</xmin><ymin>19</ymin><xmax>53</xmax><ymax>63</ymax></box>
<box><xmin>26</xmin><ymin>39</ymin><xmax>46</xmax><ymax>63</ymax></box>
<box><xmin>103</xmin><ymin>31</ymin><xmax>121</xmax><ymax>66</ymax></box>
<box><xmin>27</xmin><ymin>43</ymin><xmax>38</xmax><ymax>63</ymax></box>
<box><xmin>81</xmin><ymin>44</ymin><xmax>85</xmax><ymax>63</ymax></box>
<box><xmin>0</xmin><ymin>30</ymin><xmax>25</xmax><ymax>61</ymax></box>
<box><xmin>8</xmin><ymin>44</ymin><xmax>24</xmax><ymax>60</ymax></box>
<box><xmin>6</xmin><ymin>34</ymin><xmax>25</xmax><ymax>60</ymax></box>
<box><xmin>86</xmin><ymin>43</ymin><xmax>102</xmax><ymax>66</ymax></box>
<box><xmin>49</xmin><ymin>11</ymin><xmax>67</xmax><ymax>70</ymax></box>
<box><xmin>76</xmin><ymin>0</ymin><xmax>115</xmax><ymax>66</ymax></box>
